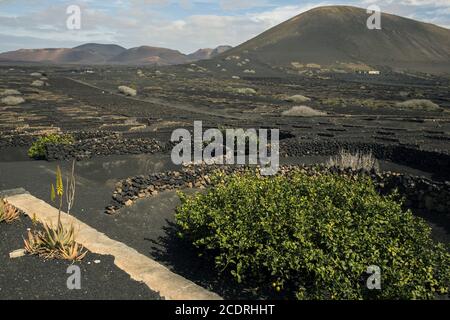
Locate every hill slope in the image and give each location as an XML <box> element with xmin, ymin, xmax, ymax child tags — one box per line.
<box><xmin>0</xmin><ymin>43</ymin><xmax>127</xmax><ymax>64</ymax></box>
<box><xmin>188</xmin><ymin>48</ymin><xmax>214</xmax><ymax>61</ymax></box>
<box><xmin>108</xmin><ymin>46</ymin><xmax>189</xmax><ymax>65</ymax></box>
<box><xmin>0</xmin><ymin>48</ymin><xmax>73</xmax><ymax>63</ymax></box>
<box><xmin>220</xmin><ymin>6</ymin><xmax>450</xmax><ymax>74</ymax></box>
<box><xmin>72</xmin><ymin>43</ymin><xmax>127</xmax><ymax>62</ymax></box>
<box><xmin>188</xmin><ymin>46</ymin><xmax>233</xmax><ymax>61</ymax></box>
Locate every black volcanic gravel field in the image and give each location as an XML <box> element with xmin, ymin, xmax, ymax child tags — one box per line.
<box><xmin>1</xmin><ymin>65</ymin><xmax>449</xmax><ymax>299</ymax></box>
<box><xmin>0</xmin><ymin>217</ymin><xmax>161</xmax><ymax>300</ymax></box>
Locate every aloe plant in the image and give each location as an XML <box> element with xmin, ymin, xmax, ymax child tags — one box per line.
<box><xmin>24</xmin><ymin>222</ymin><xmax>86</xmax><ymax>261</ymax></box>
<box><xmin>23</xmin><ymin>161</ymin><xmax>84</xmax><ymax>261</ymax></box>
<box><xmin>0</xmin><ymin>199</ymin><xmax>20</xmax><ymax>223</ymax></box>
<box><xmin>50</xmin><ymin>161</ymin><xmax>76</xmax><ymax>230</ymax></box>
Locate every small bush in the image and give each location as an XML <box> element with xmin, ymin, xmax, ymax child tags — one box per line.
<box><xmin>306</xmin><ymin>63</ymin><xmax>321</xmax><ymax>69</ymax></box>
<box><xmin>31</xmin><ymin>80</ymin><xmax>45</xmax><ymax>87</ymax></box>
<box><xmin>282</xmin><ymin>105</ymin><xmax>326</xmax><ymax>117</ymax></box>
<box><xmin>231</xmin><ymin>87</ymin><xmax>257</xmax><ymax>95</ymax></box>
<box><xmin>1</xmin><ymin>96</ymin><xmax>25</xmax><ymax>106</ymax></box>
<box><xmin>285</xmin><ymin>95</ymin><xmax>311</xmax><ymax>103</ymax></box>
<box><xmin>176</xmin><ymin>170</ymin><xmax>450</xmax><ymax>299</ymax></box>
<box><xmin>28</xmin><ymin>134</ymin><xmax>74</xmax><ymax>159</ymax></box>
<box><xmin>0</xmin><ymin>199</ymin><xmax>20</xmax><ymax>224</ymax></box>
<box><xmin>118</xmin><ymin>85</ymin><xmax>137</xmax><ymax>96</ymax></box>
<box><xmin>396</xmin><ymin>99</ymin><xmax>441</xmax><ymax>111</ymax></box>
<box><xmin>0</xmin><ymin>89</ymin><xmax>21</xmax><ymax>96</ymax></box>
<box><xmin>326</xmin><ymin>150</ymin><xmax>379</xmax><ymax>172</ymax></box>
<box><xmin>24</xmin><ymin>222</ymin><xmax>86</xmax><ymax>261</ymax></box>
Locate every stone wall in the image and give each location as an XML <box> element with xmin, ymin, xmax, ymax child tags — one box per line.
<box><xmin>0</xmin><ymin>130</ymin><xmax>166</xmax><ymax>161</ymax></box>
<box><xmin>105</xmin><ymin>164</ymin><xmax>450</xmax><ymax>216</ymax></box>
<box><xmin>0</xmin><ymin>132</ymin><xmax>36</xmax><ymax>148</ymax></box>
<box><xmin>281</xmin><ymin>139</ymin><xmax>450</xmax><ymax>179</ymax></box>
<box><xmin>45</xmin><ymin>133</ymin><xmax>163</xmax><ymax>161</ymax></box>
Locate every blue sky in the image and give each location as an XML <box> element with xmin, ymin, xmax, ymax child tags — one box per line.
<box><xmin>0</xmin><ymin>0</ymin><xmax>449</xmax><ymax>53</ymax></box>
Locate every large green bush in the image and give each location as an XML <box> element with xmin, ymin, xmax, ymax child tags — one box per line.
<box><xmin>176</xmin><ymin>169</ymin><xmax>450</xmax><ymax>300</ymax></box>
<box><xmin>28</xmin><ymin>134</ymin><xmax>74</xmax><ymax>159</ymax></box>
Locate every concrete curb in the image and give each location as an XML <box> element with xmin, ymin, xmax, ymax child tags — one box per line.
<box><xmin>5</xmin><ymin>192</ymin><xmax>222</xmax><ymax>300</ymax></box>
<box><xmin>0</xmin><ymin>188</ymin><xmax>29</xmax><ymax>198</ymax></box>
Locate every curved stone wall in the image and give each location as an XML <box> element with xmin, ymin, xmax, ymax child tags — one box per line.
<box><xmin>105</xmin><ymin>165</ymin><xmax>450</xmax><ymax>216</ymax></box>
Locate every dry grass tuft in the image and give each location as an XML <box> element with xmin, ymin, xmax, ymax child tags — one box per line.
<box><xmin>282</xmin><ymin>105</ymin><xmax>327</xmax><ymax>117</ymax></box>
<box><xmin>231</xmin><ymin>87</ymin><xmax>257</xmax><ymax>95</ymax></box>
<box><xmin>31</xmin><ymin>80</ymin><xmax>45</xmax><ymax>87</ymax></box>
<box><xmin>326</xmin><ymin>150</ymin><xmax>379</xmax><ymax>172</ymax></box>
<box><xmin>118</xmin><ymin>85</ymin><xmax>137</xmax><ymax>96</ymax></box>
<box><xmin>0</xmin><ymin>89</ymin><xmax>21</xmax><ymax>96</ymax></box>
<box><xmin>285</xmin><ymin>94</ymin><xmax>311</xmax><ymax>103</ymax></box>
<box><xmin>396</xmin><ymin>99</ymin><xmax>441</xmax><ymax>111</ymax></box>
<box><xmin>1</xmin><ymin>96</ymin><xmax>25</xmax><ymax>105</ymax></box>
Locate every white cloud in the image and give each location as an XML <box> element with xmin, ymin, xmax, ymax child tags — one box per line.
<box><xmin>123</xmin><ymin>3</ymin><xmax>326</xmax><ymax>52</ymax></box>
<box><xmin>249</xmin><ymin>3</ymin><xmax>325</xmax><ymax>25</ymax></box>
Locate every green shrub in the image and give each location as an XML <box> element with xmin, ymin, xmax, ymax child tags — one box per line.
<box><xmin>176</xmin><ymin>169</ymin><xmax>450</xmax><ymax>300</ymax></box>
<box><xmin>28</xmin><ymin>134</ymin><xmax>74</xmax><ymax>159</ymax></box>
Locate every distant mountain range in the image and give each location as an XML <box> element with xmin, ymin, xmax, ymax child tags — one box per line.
<box><xmin>218</xmin><ymin>6</ymin><xmax>450</xmax><ymax>74</ymax></box>
<box><xmin>0</xmin><ymin>43</ymin><xmax>232</xmax><ymax>65</ymax></box>
<box><xmin>1</xmin><ymin>5</ymin><xmax>449</xmax><ymax>74</ymax></box>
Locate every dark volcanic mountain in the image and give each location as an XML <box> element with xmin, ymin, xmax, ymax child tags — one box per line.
<box><xmin>220</xmin><ymin>6</ymin><xmax>450</xmax><ymax>74</ymax></box>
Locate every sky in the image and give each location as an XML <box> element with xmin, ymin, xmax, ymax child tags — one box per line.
<box><xmin>0</xmin><ymin>0</ymin><xmax>449</xmax><ymax>54</ymax></box>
